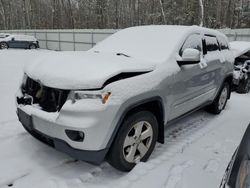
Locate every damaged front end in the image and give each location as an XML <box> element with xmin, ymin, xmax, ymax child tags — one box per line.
<box><xmin>17</xmin><ymin>75</ymin><xmax>69</xmax><ymax>112</ymax></box>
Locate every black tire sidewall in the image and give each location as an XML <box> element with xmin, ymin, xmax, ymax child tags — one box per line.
<box><xmin>29</xmin><ymin>44</ymin><xmax>37</xmax><ymax>49</ymax></box>
<box><xmin>214</xmin><ymin>82</ymin><xmax>230</xmax><ymax>113</ymax></box>
<box><xmin>0</xmin><ymin>42</ymin><xmax>8</xmax><ymax>49</ymax></box>
<box><xmin>108</xmin><ymin>111</ymin><xmax>158</xmax><ymax>171</ymax></box>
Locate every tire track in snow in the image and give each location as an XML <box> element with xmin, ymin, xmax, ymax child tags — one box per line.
<box><xmin>163</xmin><ymin>161</ymin><xmax>194</xmax><ymax>188</ymax></box>
<box><xmin>112</xmin><ymin>111</ymin><xmax>221</xmax><ymax>188</ymax></box>
<box><xmin>0</xmin><ymin>171</ymin><xmax>30</xmax><ymax>188</ymax></box>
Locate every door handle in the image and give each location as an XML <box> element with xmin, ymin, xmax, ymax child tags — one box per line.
<box><xmin>199</xmin><ymin>59</ymin><xmax>208</xmax><ymax>69</ymax></box>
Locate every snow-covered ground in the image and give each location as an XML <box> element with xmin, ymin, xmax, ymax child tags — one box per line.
<box><xmin>0</xmin><ymin>49</ymin><xmax>250</xmax><ymax>188</ymax></box>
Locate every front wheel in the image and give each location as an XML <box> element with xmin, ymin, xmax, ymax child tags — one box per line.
<box><xmin>206</xmin><ymin>82</ymin><xmax>230</xmax><ymax>114</ymax></box>
<box><xmin>0</xmin><ymin>42</ymin><xmax>8</xmax><ymax>49</ymax></box>
<box><xmin>107</xmin><ymin>111</ymin><xmax>158</xmax><ymax>172</ymax></box>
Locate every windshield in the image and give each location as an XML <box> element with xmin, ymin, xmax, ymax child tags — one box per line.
<box><xmin>91</xmin><ymin>26</ymin><xmax>188</xmax><ymax>62</ymax></box>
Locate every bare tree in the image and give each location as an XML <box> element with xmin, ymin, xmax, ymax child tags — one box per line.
<box><xmin>0</xmin><ymin>0</ymin><xmax>249</xmax><ymax>30</ymax></box>
<box><xmin>159</xmin><ymin>0</ymin><xmax>166</xmax><ymax>24</ymax></box>
<box><xmin>199</xmin><ymin>0</ymin><xmax>204</xmax><ymax>26</ymax></box>
<box><xmin>216</xmin><ymin>0</ymin><xmax>222</xmax><ymax>27</ymax></box>
<box><xmin>0</xmin><ymin>0</ymin><xmax>6</xmax><ymax>29</ymax></box>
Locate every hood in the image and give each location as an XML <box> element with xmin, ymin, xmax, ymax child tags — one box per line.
<box><xmin>24</xmin><ymin>51</ymin><xmax>156</xmax><ymax>90</ymax></box>
<box><xmin>230</xmin><ymin>41</ymin><xmax>250</xmax><ymax>58</ymax></box>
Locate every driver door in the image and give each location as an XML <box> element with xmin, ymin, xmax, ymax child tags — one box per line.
<box><xmin>168</xmin><ymin>33</ymin><xmax>211</xmax><ymax>120</ymax></box>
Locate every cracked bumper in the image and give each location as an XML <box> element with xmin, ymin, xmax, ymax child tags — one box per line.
<box><xmin>17</xmin><ymin>108</ymin><xmax>108</xmax><ymax>164</ymax></box>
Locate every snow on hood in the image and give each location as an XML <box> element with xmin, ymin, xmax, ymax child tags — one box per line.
<box><xmin>230</xmin><ymin>41</ymin><xmax>250</xmax><ymax>58</ymax></box>
<box><xmin>90</xmin><ymin>25</ymin><xmax>189</xmax><ymax>62</ymax></box>
<box><xmin>24</xmin><ymin>51</ymin><xmax>156</xmax><ymax>90</ymax></box>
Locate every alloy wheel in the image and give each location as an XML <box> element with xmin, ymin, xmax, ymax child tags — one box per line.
<box><xmin>123</xmin><ymin>121</ymin><xmax>153</xmax><ymax>163</ymax></box>
<box><xmin>218</xmin><ymin>86</ymin><xmax>228</xmax><ymax>110</ymax></box>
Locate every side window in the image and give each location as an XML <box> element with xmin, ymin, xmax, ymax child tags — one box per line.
<box><xmin>180</xmin><ymin>34</ymin><xmax>202</xmax><ymax>56</ymax></box>
<box><xmin>204</xmin><ymin>35</ymin><xmax>220</xmax><ymax>52</ymax></box>
<box><xmin>218</xmin><ymin>36</ymin><xmax>229</xmax><ymax>50</ymax></box>
<box><xmin>15</xmin><ymin>36</ymin><xmax>20</xmax><ymax>41</ymax></box>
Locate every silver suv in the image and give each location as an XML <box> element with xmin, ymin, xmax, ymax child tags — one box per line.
<box><xmin>16</xmin><ymin>26</ymin><xmax>234</xmax><ymax>171</ymax></box>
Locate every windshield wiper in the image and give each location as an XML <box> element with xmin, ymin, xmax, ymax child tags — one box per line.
<box><xmin>116</xmin><ymin>53</ymin><xmax>130</xmax><ymax>58</ymax></box>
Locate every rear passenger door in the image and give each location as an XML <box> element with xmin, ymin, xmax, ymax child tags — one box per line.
<box><xmin>202</xmin><ymin>35</ymin><xmax>223</xmax><ymax>97</ymax></box>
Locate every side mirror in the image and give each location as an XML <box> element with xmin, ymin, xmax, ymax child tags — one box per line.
<box><xmin>11</xmin><ymin>37</ymin><xmax>15</xmax><ymax>41</ymax></box>
<box><xmin>177</xmin><ymin>48</ymin><xmax>201</xmax><ymax>66</ymax></box>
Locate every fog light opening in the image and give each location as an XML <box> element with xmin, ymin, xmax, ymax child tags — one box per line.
<box><xmin>65</xmin><ymin>130</ymin><xmax>85</xmax><ymax>142</ymax></box>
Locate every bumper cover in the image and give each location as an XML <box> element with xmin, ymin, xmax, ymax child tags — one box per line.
<box><xmin>17</xmin><ymin>108</ymin><xmax>107</xmax><ymax>164</ymax></box>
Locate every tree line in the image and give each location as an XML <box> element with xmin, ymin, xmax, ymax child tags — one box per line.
<box><xmin>0</xmin><ymin>0</ymin><xmax>249</xmax><ymax>30</ymax></box>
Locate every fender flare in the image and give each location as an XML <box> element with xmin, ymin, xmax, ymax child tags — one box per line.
<box><xmin>105</xmin><ymin>96</ymin><xmax>165</xmax><ymax>155</ymax></box>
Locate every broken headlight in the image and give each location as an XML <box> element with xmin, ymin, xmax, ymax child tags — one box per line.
<box><xmin>69</xmin><ymin>91</ymin><xmax>111</xmax><ymax>104</ymax></box>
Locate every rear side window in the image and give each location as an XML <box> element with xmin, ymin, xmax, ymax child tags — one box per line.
<box><xmin>180</xmin><ymin>34</ymin><xmax>202</xmax><ymax>56</ymax></box>
<box><xmin>217</xmin><ymin>36</ymin><xmax>229</xmax><ymax>50</ymax></box>
<box><xmin>204</xmin><ymin>35</ymin><xmax>219</xmax><ymax>52</ymax></box>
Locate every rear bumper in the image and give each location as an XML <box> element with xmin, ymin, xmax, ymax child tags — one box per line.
<box><xmin>17</xmin><ymin>108</ymin><xmax>107</xmax><ymax>164</ymax></box>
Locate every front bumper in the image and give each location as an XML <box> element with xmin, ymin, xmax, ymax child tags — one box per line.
<box><xmin>17</xmin><ymin>108</ymin><xmax>108</xmax><ymax>164</ymax></box>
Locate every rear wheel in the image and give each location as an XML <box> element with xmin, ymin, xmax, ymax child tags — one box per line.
<box><xmin>107</xmin><ymin>111</ymin><xmax>158</xmax><ymax>172</ymax></box>
<box><xmin>0</xmin><ymin>42</ymin><xmax>8</xmax><ymax>49</ymax></box>
<box><xmin>206</xmin><ymin>82</ymin><xmax>230</xmax><ymax>114</ymax></box>
<box><xmin>29</xmin><ymin>44</ymin><xmax>37</xmax><ymax>49</ymax></box>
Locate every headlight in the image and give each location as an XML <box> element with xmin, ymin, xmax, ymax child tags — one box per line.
<box><xmin>70</xmin><ymin>91</ymin><xmax>111</xmax><ymax>104</ymax></box>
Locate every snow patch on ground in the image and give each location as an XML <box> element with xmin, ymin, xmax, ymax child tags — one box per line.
<box><xmin>163</xmin><ymin>161</ymin><xmax>193</xmax><ymax>188</ymax></box>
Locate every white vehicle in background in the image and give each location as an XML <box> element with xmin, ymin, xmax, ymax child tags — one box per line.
<box><xmin>230</xmin><ymin>41</ymin><xmax>250</xmax><ymax>93</ymax></box>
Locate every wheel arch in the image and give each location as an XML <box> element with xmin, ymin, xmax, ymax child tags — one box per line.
<box><xmin>29</xmin><ymin>43</ymin><xmax>37</xmax><ymax>49</ymax></box>
<box><xmin>106</xmin><ymin>96</ymin><xmax>165</xmax><ymax>155</ymax></box>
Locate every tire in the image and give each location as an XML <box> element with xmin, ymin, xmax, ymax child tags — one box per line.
<box><xmin>107</xmin><ymin>111</ymin><xmax>158</xmax><ymax>172</ymax></box>
<box><xmin>206</xmin><ymin>82</ymin><xmax>230</xmax><ymax>114</ymax></box>
<box><xmin>29</xmin><ymin>44</ymin><xmax>37</xmax><ymax>49</ymax></box>
<box><xmin>237</xmin><ymin>77</ymin><xmax>250</xmax><ymax>94</ymax></box>
<box><xmin>0</xmin><ymin>42</ymin><xmax>8</xmax><ymax>49</ymax></box>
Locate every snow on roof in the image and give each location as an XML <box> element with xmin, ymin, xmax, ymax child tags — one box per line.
<box><xmin>91</xmin><ymin>25</ymin><xmax>225</xmax><ymax>62</ymax></box>
<box><xmin>3</xmin><ymin>34</ymin><xmax>37</xmax><ymax>42</ymax></box>
<box><xmin>230</xmin><ymin>41</ymin><xmax>250</xmax><ymax>57</ymax></box>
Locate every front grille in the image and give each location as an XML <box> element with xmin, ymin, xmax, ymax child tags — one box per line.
<box><xmin>19</xmin><ymin>77</ymin><xmax>69</xmax><ymax>112</ymax></box>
